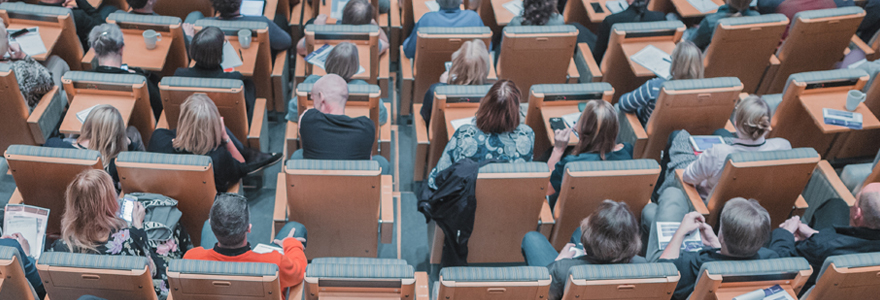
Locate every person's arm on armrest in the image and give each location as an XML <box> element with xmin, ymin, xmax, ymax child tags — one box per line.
<box><xmin>266</xmin><ymin>17</ymin><xmax>293</xmax><ymax>51</ymax></box>
<box><xmin>618</xmin><ymin>80</ymin><xmax>656</xmax><ymax>113</ymax></box>
<box><xmin>274</xmin><ymin>232</ymin><xmax>308</xmax><ymax>285</ymax></box>
<box><xmin>546</xmin><ymin>128</ymin><xmax>572</xmax><ymax>195</ymax></box>
<box><xmin>221</xmin><ymin>118</ymin><xmax>246</xmax><ymax>163</ymax></box>
<box><xmin>681</xmin><ymin>147</ymin><xmax>716</xmax><ymax>185</ymax></box>
<box><xmin>659</xmin><ymin>212</ymin><xmax>705</xmax><ymax>260</ymax></box>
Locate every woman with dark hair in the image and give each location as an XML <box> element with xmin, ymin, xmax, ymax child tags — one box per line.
<box><xmin>183</xmin><ymin>0</ymin><xmax>292</xmax><ymax>52</ymax></box>
<box><xmin>592</xmin><ymin>0</ymin><xmax>665</xmax><ymax>61</ymax></box>
<box><xmin>509</xmin><ymin>0</ymin><xmax>565</xmax><ymax>26</ymax></box>
<box><xmin>545</xmin><ymin>100</ymin><xmax>633</xmax><ymax>208</ymax></box>
<box><xmin>521</xmin><ymin>200</ymin><xmax>645</xmax><ymax>300</ymax></box>
<box><xmin>425</xmin><ymin>80</ymin><xmax>535</xmax><ymax>189</ymax></box>
<box><xmin>690</xmin><ymin>0</ymin><xmax>759</xmax><ymax>49</ymax></box>
<box><xmin>174</xmin><ymin>26</ymin><xmax>257</xmax><ymax>122</ymax></box>
<box><xmin>296</xmin><ymin>0</ymin><xmax>390</xmax><ymax>56</ymax></box>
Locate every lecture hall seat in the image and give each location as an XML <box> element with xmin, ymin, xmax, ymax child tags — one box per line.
<box><xmin>104</xmin><ymin>12</ymin><xmax>188</xmax><ymax>77</ymax></box>
<box><xmin>523</xmin><ymin>83</ymin><xmax>615</xmax><ymax>156</ymax></box>
<box><xmin>0</xmin><ymin>246</ymin><xmax>39</xmax><ymax>300</ymax></box>
<box><xmin>0</xmin><ymin>63</ymin><xmax>64</xmax><ymax>153</ymax></box>
<box><xmin>167</xmin><ymin>260</ymin><xmax>286</xmax><ymax>300</ymax></box>
<box><xmin>802</xmin><ymin>252</ymin><xmax>880</xmax><ymax>300</ymax></box>
<box><xmin>690</xmin><ymin>257</ymin><xmax>812</xmax><ymax>300</ymax></box>
<box><xmin>303</xmin><ymin>257</ymin><xmax>429</xmax><ymax>300</ymax></box>
<box><xmin>420</xmin><ymin>84</ymin><xmax>491</xmax><ymax>180</ymax></box>
<box><xmin>297</xmin><ymin>24</ymin><xmax>391</xmax><ymax>97</ymax></box>
<box><xmin>496</xmin><ymin>25</ymin><xmax>580</xmax><ymax>98</ymax></box>
<box><xmin>560</xmin><ymin>263</ymin><xmax>680</xmax><ymax>300</ymax></box>
<box><xmin>62</xmin><ymin>71</ymin><xmax>157</xmax><ymax>144</ymax></box>
<box><xmin>703</xmin><ymin>14</ymin><xmax>789</xmax><ymax>94</ymax></box>
<box><xmin>37</xmin><ymin>252</ymin><xmax>157</xmax><ymax>300</ymax></box>
<box><xmin>434</xmin><ymin>266</ymin><xmax>551</xmax><ymax>300</ymax></box>
<box><xmin>0</xmin><ymin>2</ymin><xmax>84</xmax><ymax>70</ymax></box>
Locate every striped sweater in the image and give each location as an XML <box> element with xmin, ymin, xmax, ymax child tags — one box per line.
<box><xmin>618</xmin><ymin>77</ymin><xmax>666</xmax><ymax>126</ymax></box>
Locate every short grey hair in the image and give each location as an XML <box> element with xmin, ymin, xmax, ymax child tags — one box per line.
<box><xmin>437</xmin><ymin>0</ymin><xmax>461</xmax><ymax>9</ymax></box>
<box><xmin>88</xmin><ymin>23</ymin><xmax>125</xmax><ymax>58</ymax></box>
<box><xmin>719</xmin><ymin>198</ymin><xmax>771</xmax><ymax>257</ymax></box>
<box><xmin>859</xmin><ymin>191</ymin><xmax>880</xmax><ymax>229</ymax></box>
<box><xmin>209</xmin><ymin>193</ymin><xmax>250</xmax><ymax>246</ymax></box>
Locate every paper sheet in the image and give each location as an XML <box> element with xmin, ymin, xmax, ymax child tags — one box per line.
<box><xmin>240</xmin><ymin>0</ymin><xmax>265</xmax><ymax>16</ymax></box>
<box><xmin>221</xmin><ymin>41</ymin><xmax>243</xmax><ymax>70</ymax></box>
<box><xmin>687</xmin><ymin>0</ymin><xmax>719</xmax><ymax>13</ymax></box>
<box><xmin>605</xmin><ymin>0</ymin><xmax>629</xmax><ymax>13</ymax></box>
<box><xmin>503</xmin><ymin>0</ymin><xmax>523</xmax><ymax>15</ymax></box>
<box><xmin>253</xmin><ymin>243</ymin><xmax>284</xmax><ymax>254</ymax></box>
<box><xmin>733</xmin><ymin>285</ymin><xmax>795</xmax><ymax>300</ymax></box>
<box><xmin>451</xmin><ymin>116</ymin><xmax>476</xmax><ymax>131</ymax></box>
<box><xmin>425</xmin><ymin>0</ymin><xmax>440</xmax><ymax>11</ymax></box>
<box><xmin>10</xmin><ymin>27</ymin><xmax>47</xmax><ymax>56</ymax></box>
<box><xmin>76</xmin><ymin>104</ymin><xmax>100</xmax><ymax>123</ymax></box>
<box><xmin>630</xmin><ymin>45</ymin><xmax>672</xmax><ymax>79</ymax></box>
<box><xmin>4</xmin><ymin>204</ymin><xmax>50</xmax><ymax>259</ymax></box>
<box><xmin>306</xmin><ymin>44</ymin><xmax>366</xmax><ymax>75</ymax></box>
<box><xmin>657</xmin><ymin>222</ymin><xmax>702</xmax><ymax>252</ymax></box>
<box><xmin>331</xmin><ymin>0</ymin><xmax>352</xmax><ymax>20</ymax></box>
<box><xmin>561</xmin><ymin>112</ymin><xmax>581</xmax><ymax>129</ymax></box>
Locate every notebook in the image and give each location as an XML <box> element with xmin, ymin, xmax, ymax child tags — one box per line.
<box><xmin>240</xmin><ymin>0</ymin><xmax>266</xmax><ymax>16</ymax></box>
<box><xmin>425</xmin><ymin>0</ymin><xmax>440</xmax><ymax>11</ymax></box>
<box><xmin>605</xmin><ymin>0</ymin><xmax>629</xmax><ymax>13</ymax></box>
<box><xmin>10</xmin><ymin>27</ymin><xmax>47</xmax><ymax>56</ymax></box>
<box><xmin>503</xmin><ymin>0</ymin><xmax>523</xmax><ymax>15</ymax></box>
<box><xmin>630</xmin><ymin>45</ymin><xmax>672</xmax><ymax>79</ymax></box>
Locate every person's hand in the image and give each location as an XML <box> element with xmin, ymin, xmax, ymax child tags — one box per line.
<box><xmin>315</xmin><ymin>14</ymin><xmax>328</xmax><ymax>25</ymax></box>
<box><xmin>678</xmin><ymin>212</ymin><xmax>706</xmax><ymax>235</ymax></box>
<box><xmin>63</xmin><ymin>0</ymin><xmax>77</xmax><ymax>8</ymax></box>
<box><xmin>286</xmin><ymin>227</ymin><xmax>307</xmax><ymax>243</ymax></box>
<box><xmin>182</xmin><ymin>23</ymin><xmax>195</xmax><ymax>37</ymax></box>
<box><xmin>795</xmin><ymin>222</ymin><xmax>818</xmax><ymax>241</ymax></box>
<box><xmin>553</xmin><ymin>128</ymin><xmax>573</xmax><ymax>150</ymax></box>
<box><xmin>131</xmin><ymin>202</ymin><xmax>146</xmax><ymax>229</ymax></box>
<box><xmin>698</xmin><ymin>223</ymin><xmax>721</xmax><ymax>248</ymax></box>
<box><xmin>439</xmin><ymin>71</ymin><xmax>449</xmax><ymax>84</ymax></box>
<box><xmin>220</xmin><ymin>117</ymin><xmax>230</xmax><ymax>141</ymax></box>
<box><xmin>2</xmin><ymin>233</ymin><xmax>30</xmax><ymax>256</ymax></box>
<box><xmin>555</xmin><ymin>243</ymin><xmax>576</xmax><ymax>261</ymax></box>
<box><xmin>779</xmin><ymin>216</ymin><xmax>802</xmax><ymax>235</ymax></box>
<box><xmin>8</xmin><ymin>42</ymin><xmax>25</xmax><ymax>60</ymax></box>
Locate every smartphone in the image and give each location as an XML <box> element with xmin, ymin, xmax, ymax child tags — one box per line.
<box><xmin>119</xmin><ymin>196</ymin><xmax>137</xmax><ymax>223</ymax></box>
<box><xmin>590</xmin><ymin>2</ymin><xmax>604</xmax><ymax>13</ymax></box>
<box><xmin>550</xmin><ymin>117</ymin><xmax>567</xmax><ymax>131</ymax></box>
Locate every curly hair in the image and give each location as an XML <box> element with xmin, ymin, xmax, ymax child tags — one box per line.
<box><xmin>212</xmin><ymin>0</ymin><xmax>242</xmax><ymax>16</ymax></box>
<box><xmin>521</xmin><ymin>0</ymin><xmax>557</xmax><ymax>25</ymax></box>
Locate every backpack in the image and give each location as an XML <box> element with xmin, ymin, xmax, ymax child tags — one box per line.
<box><xmin>123</xmin><ymin>192</ymin><xmax>183</xmax><ymax>248</ymax></box>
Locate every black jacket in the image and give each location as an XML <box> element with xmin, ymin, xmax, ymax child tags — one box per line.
<box><xmin>40</xmin><ymin>0</ymin><xmax>104</xmax><ymax>50</ymax></box>
<box><xmin>174</xmin><ymin>65</ymin><xmax>256</xmax><ymax>122</ymax></box>
<box><xmin>417</xmin><ymin>158</ymin><xmax>499</xmax><ymax>267</ymax></box>
<box><xmin>93</xmin><ymin>66</ymin><xmax>163</xmax><ymax>120</ymax></box>
<box><xmin>593</xmin><ymin>5</ymin><xmax>665</xmax><ymax>62</ymax></box>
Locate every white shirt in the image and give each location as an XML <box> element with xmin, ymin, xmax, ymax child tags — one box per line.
<box><xmin>682</xmin><ymin>137</ymin><xmax>792</xmax><ymax>200</ymax></box>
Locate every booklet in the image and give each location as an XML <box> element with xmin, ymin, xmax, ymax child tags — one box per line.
<box><xmin>451</xmin><ymin>116</ymin><xmax>476</xmax><ymax>131</ymax></box>
<box><xmin>252</xmin><ymin>243</ymin><xmax>284</xmax><ymax>254</ymax></box>
<box><xmin>687</xmin><ymin>0</ymin><xmax>719</xmax><ymax>13</ymax></box>
<box><xmin>305</xmin><ymin>44</ymin><xmax>366</xmax><ymax>75</ymax></box>
<box><xmin>657</xmin><ymin>222</ymin><xmax>702</xmax><ymax>252</ymax></box>
<box><xmin>3</xmin><ymin>204</ymin><xmax>50</xmax><ymax>259</ymax></box>
<box><xmin>823</xmin><ymin>108</ymin><xmax>863</xmax><ymax>130</ymax></box>
<box><xmin>221</xmin><ymin>41</ymin><xmax>243</xmax><ymax>70</ymax></box>
<box><xmin>10</xmin><ymin>27</ymin><xmax>47</xmax><ymax>56</ymax></box>
<box><xmin>503</xmin><ymin>0</ymin><xmax>523</xmax><ymax>15</ymax></box>
<box><xmin>605</xmin><ymin>0</ymin><xmax>629</xmax><ymax>13</ymax></box>
<box><xmin>425</xmin><ymin>0</ymin><xmax>440</xmax><ymax>11</ymax></box>
<box><xmin>733</xmin><ymin>284</ymin><xmax>795</xmax><ymax>300</ymax></box>
<box><xmin>76</xmin><ymin>104</ymin><xmax>100</xmax><ymax>123</ymax></box>
<box><xmin>630</xmin><ymin>45</ymin><xmax>672</xmax><ymax>79</ymax></box>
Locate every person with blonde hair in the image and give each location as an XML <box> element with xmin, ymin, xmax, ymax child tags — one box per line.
<box><xmin>45</xmin><ymin>105</ymin><xmax>145</xmax><ymax>189</ymax></box>
<box><xmin>545</xmin><ymin>100</ymin><xmax>633</xmax><ymax>208</ymax></box>
<box><xmin>619</xmin><ymin>40</ymin><xmax>704</xmax><ymax>126</ymax></box>
<box><xmin>420</xmin><ymin>39</ymin><xmax>491</xmax><ymax>125</ymax></box>
<box><xmin>689</xmin><ymin>0</ymin><xmax>758</xmax><ymax>49</ymax></box>
<box><xmin>148</xmin><ymin>94</ymin><xmax>281</xmax><ymax>191</ymax></box>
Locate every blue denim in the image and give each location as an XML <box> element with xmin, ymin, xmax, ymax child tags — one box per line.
<box><xmin>521</xmin><ymin>228</ymin><xmax>584</xmax><ymax>267</ymax></box>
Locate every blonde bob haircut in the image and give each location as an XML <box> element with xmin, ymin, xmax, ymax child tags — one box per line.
<box><xmin>61</xmin><ymin>169</ymin><xmax>127</xmax><ymax>253</ymax></box>
<box><xmin>173</xmin><ymin>93</ymin><xmax>224</xmax><ymax>155</ymax></box>
<box><xmin>669</xmin><ymin>41</ymin><xmax>704</xmax><ymax>81</ymax></box>
<box><xmin>79</xmin><ymin>105</ymin><xmax>127</xmax><ymax>168</ymax></box>
<box><xmin>448</xmin><ymin>39</ymin><xmax>490</xmax><ymax>86</ymax></box>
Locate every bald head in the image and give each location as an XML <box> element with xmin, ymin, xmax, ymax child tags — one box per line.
<box><xmin>853</xmin><ymin>183</ymin><xmax>880</xmax><ymax>229</ymax></box>
<box><xmin>312</xmin><ymin>74</ymin><xmax>349</xmax><ymax>114</ymax></box>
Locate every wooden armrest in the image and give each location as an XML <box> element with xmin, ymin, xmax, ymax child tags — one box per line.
<box><xmin>757</xmin><ymin>55</ymin><xmax>781</xmax><ymax>95</ymax></box>
<box><xmin>795</xmin><ymin>194</ymin><xmax>808</xmax><ymax>210</ymax></box>
<box><xmin>264</xmin><ymin>0</ymin><xmax>278</xmax><ymax>20</ymax></box>
<box><xmin>8</xmin><ymin>188</ymin><xmax>23</xmax><ymax>205</ymax></box>
<box><xmin>156</xmin><ymin>111</ymin><xmax>169</xmax><ymax>129</ymax></box>
<box><xmin>414</xmin><ymin>104</ymin><xmax>429</xmax><ymax>144</ymax></box>
<box><xmin>576</xmin><ymin>42</ymin><xmax>602</xmax><ymax>82</ymax></box>
<box><xmin>26</xmin><ymin>86</ymin><xmax>61</xmax><ymax>144</ymax></box>
<box><xmin>272</xmin><ymin>50</ymin><xmax>290</xmax><ymax>112</ymax></box>
<box><xmin>272</xmin><ymin>50</ymin><xmax>288</xmax><ymax>77</ymax></box>
<box><xmin>415</xmin><ymin>272</ymin><xmax>430</xmax><ymax>300</ymax></box>
<box><xmin>380</xmin><ymin>175</ymin><xmax>394</xmax><ymax>244</ymax></box>
<box><xmin>816</xmin><ymin>160</ymin><xmax>857</xmax><ymax>206</ymax></box>
<box><xmin>738</xmin><ymin>93</ymin><xmax>749</xmax><ymax>101</ymax></box>
<box><xmin>851</xmin><ymin>35</ymin><xmax>875</xmax><ymax>59</ymax></box>
<box><xmin>620</xmin><ymin>111</ymin><xmax>648</xmax><ymax>157</ymax></box>
<box><xmin>285</xmin><ymin>120</ymin><xmax>299</xmax><ymax>159</ymax></box>
<box><xmin>248</xmin><ymin>98</ymin><xmax>268</xmax><ymax>149</ymax></box>
<box><xmin>488</xmin><ymin>51</ymin><xmax>498</xmax><ymax>81</ymax></box>
<box><xmin>567</xmin><ymin>57</ymin><xmax>580</xmax><ymax>83</ymax></box>
<box><xmin>401</xmin><ymin>45</ymin><xmax>414</xmax><ymax>81</ymax></box>
<box><xmin>294</xmin><ymin>54</ymin><xmax>306</xmax><ymax>78</ymax></box>
<box><xmin>675</xmin><ymin>169</ymin><xmax>708</xmax><ymax>216</ymax></box>
<box><xmin>538</xmin><ymin>199</ymin><xmax>555</xmax><ymax>239</ymax></box>
<box><xmin>288</xmin><ymin>282</ymin><xmax>305</xmax><ymax>300</ymax></box>
<box><xmin>275</xmin><ymin>174</ymin><xmax>288</xmax><ymax>224</ymax></box>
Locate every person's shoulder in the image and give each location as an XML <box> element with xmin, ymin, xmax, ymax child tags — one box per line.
<box><xmin>515</xmin><ymin>123</ymin><xmax>534</xmax><ymax>135</ymax></box>
<box><xmin>182</xmin><ymin>246</ymin><xmax>212</xmax><ymax>259</ymax></box>
<box><xmin>756</xmin><ymin>247</ymin><xmax>780</xmax><ymax>259</ymax></box>
<box><xmin>766</xmin><ymin>138</ymin><xmax>792</xmax><ymax>149</ymax></box>
<box><xmin>173</xmin><ymin>67</ymin><xmax>191</xmax><ymax>77</ymax></box>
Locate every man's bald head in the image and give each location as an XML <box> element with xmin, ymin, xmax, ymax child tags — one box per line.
<box><xmin>312</xmin><ymin>74</ymin><xmax>349</xmax><ymax>114</ymax></box>
<box><xmin>853</xmin><ymin>183</ymin><xmax>880</xmax><ymax>229</ymax></box>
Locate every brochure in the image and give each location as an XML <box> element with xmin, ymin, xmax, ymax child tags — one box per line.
<box><xmin>657</xmin><ymin>222</ymin><xmax>702</xmax><ymax>252</ymax></box>
<box><xmin>3</xmin><ymin>204</ymin><xmax>50</xmax><ymax>259</ymax></box>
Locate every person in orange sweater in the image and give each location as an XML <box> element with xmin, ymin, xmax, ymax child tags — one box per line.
<box><xmin>183</xmin><ymin>193</ymin><xmax>308</xmax><ymax>289</ymax></box>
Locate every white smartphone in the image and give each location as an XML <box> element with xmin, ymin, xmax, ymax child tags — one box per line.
<box><xmin>689</xmin><ymin>135</ymin><xmax>725</xmax><ymax>152</ymax></box>
<box><xmin>119</xmin><ymin>196</ymin><xmax>137</xmax><ymax>223</ymax></box>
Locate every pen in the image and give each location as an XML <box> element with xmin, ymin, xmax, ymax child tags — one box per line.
<box><xmin>238</xmin><ymin>49</ymin><xmax>243</xmax><ymax>60</ymax></box>
<box><xmin>662</xmin><ymin>57</ymin><xmax>671</xmax><ymax>63</ymax></box>
<box><xmin>10</xmin><ymin>28</ymin><xmax>29</xmax><ymax>38</ymax></box>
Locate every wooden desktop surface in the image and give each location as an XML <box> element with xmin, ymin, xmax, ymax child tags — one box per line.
<box><xmin>444</xmin><ymin>106</ymin><xmax>480</xmax><ymax>140</ymax></box>
<box><xmin>490</xmin><ymin>0</ymin><xmax>518</xmax><ymax>26</ymax></box>
<box><xmin>7</xmin><ymin>23</ymin><xmax>61</xmax><ymax>62</ymax></box>
<box><xmin>583</xmin><ymin>0</ymin><xmax>613</xmax><ymax>23</ymax></box>
<box><xmin>799</xmin><ymin>93</ymin><xmax>880</xmax><ymax>134</ymax></box>
<box><xmin>541</xmin><ymin>105</ymin><xmax>581</xmax><ymax>146</ymax></box>
<box><xmin>671</xmin><ymin>0</ymin><xmax>725</xmax><ymax>18</ymax></box>
<box><xmin>82</xmin><ymin>29</ymin><xmax>172</xmax><ymax>72</ymax></box>
<box><xmin>621</xmin><ymin>40</ymin><xmax>676</xmax><ymax>77</ymax></box>
<box><xmin>60</xmin><ymin>93</ymin><xmax>135</xmax><ymax>134</ymax></box>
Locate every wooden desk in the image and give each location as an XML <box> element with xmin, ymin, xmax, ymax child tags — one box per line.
<box><xmin>7</xmin><ymin>23</ymin><xmax>62</xmax><ymax>62</ymax></box>
<box><xmin>671</xmin><ymin>0</ymin><xmax>724</xmax><ymax>19</ymax></box>
<box><xmin>444</xmin><ymin>107</ymin><xmax>480</xmax><ymax>140</ymax></box>
<box><xmin>490</xmin><ymin>0</ymin><xmax>518</xmax><ymax>26</ymax></box>
<box><xmin>60</xmin><ymin>93</ymin><xmax>136</xmax><ymax>134</ymax></box>
<box><xmin>799</xmin><ymin>93</ymin><xmax>880</xmax><ymax>134</ymax></box>
<box><xmin>583</xmin><ymin>0</ymin><xmax>612</xmax><ymax>23</ymax></box>
<box><xmin>82</xmin><ymin>29</ymin><xmax>172</xmax><ymax>72</ymax></box>
<box><xmin>541</xmin><ymin>105</ymin><xmax>580</xmax><ymax>146</ymax></box>
<box><xmin>621</xmin><ymin>41</ymin><xmax>676</xmax><ymax>77</ymax></box>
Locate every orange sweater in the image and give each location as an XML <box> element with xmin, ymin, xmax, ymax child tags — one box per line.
<box><xmin>183</xmin><ymin>238</ymin><xmax>307</xmax><ymax>289</ymax></box>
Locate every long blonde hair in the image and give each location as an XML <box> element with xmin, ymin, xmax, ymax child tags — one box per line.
<box><xmin>448</xmin><ymin>40</ymin><xmax>490</xmax><ymax>86</ymax></box>
<box><xmin>61</xmin><ymin>169</ymin><xmax>127</xmax><ymax>253</ymax></box>
<box><xmin>670</xmin><ymin>41</ymin><xmax>704</xmax><ymax>80</ymax></box>
<box><xmin>734</xmin><ymin>96</ymin><xmax>772</xmax><ymax>140</ymax></box>
<box><xmin>173</xmin><ymin>94</ymin><xmax>224</xmax><ymax>155</ymax></box>
<box><xmin>79</xmin><ymin>105</ymin><xmax>127</xmax><ymax>168</ymax></box>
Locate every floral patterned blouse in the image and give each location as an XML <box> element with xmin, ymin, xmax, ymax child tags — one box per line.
<box><xmin>51</xmin><ymin>225</ymin><xmax>191</xmax><ymax>300</ymax></box>
<box><xmin>428</xmin><ymin>124</ymin><xmax>535</xmax><ymax>189</ymax></box>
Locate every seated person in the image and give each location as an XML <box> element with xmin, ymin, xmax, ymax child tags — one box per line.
<box><xmin>858</xmin><ymin>0</ymin><xmax>880</xmax><ymax>43</ymax></box>
<box><xmin>51</xmin><ymin>169</ymin><xmax>178</xmax><ymax>299</ymax></box>
<box><xmin>38</xmin><ymin>0</ymin><xmax>112</xmax><ymax>49</ymax></box>
<box><xmin>689</xmin><ymin>0</ymin><xmax>758</xmax><ymax>50</ymax></box>
<box><xmin>296</xmin><ymin>0</ymin><xmax>390</xmax><ymax>56</ymax></box>
<box><xmin>87</xmin><ymin>23</ymin><xmax>164</xmax><ymax>120</ymax></box>
<box><xmin>148</xmin><ymin>94</ymin><xmax>281</xmax><ymax>192</ymax></box>
<box><xmin>293</xmin><ymin>74</ymin><xmax>391</xmax><ymax>174</ymax></box>
<box><xmin>426</xmin><ymin>79</ymin><xmax>535</xmax><ymax>189</ymax></box>
<box><xmin>1</xmin><ymin>234</ymin><xmax>45</xmax><ymax>298</ymax></box>
<box><xmin>521</xmin><ymin>200</ymin><xmax>645</xmax><ymax>300</ymax></box>
<box><xmin>184</xmin><ymin>193</ymin><xmax>308</xmax><ymax>291</ymax></box>
<box><xmin>287</xmin><ymin>42</ymin><xmax>388</xmax><ymax>125</ymax></box>
<box><xmin>507</xmin><ymin>0</ymin><xmax>594</xmax><ymax>45</ymax></box>
<box><xmin>45</xmin><ymin>105</ymin><xmax>145</xmax><ymax>190</ymax></box>
<box><xmin>402</xmin><ymin>0</ymin><xmax>483</xmax><ymax>59</ymax></box>
<box><xmin>593</xmin><ymin>0</ymin><xmax>665</xmax><ymax>62</ymax></box>
<box><xmin>0</xmin><ymin>19</ymin><xmax>55</xmax><ymax>112</ymax></box>
<box><xmin>646</xmin><ymin>196</ymin><xmax>778</xmax><ymax>300</ymax></box>
<box><xmin>618</xmin><ymin>41</ymin><xmax>704</xmax><ymax>126</ymax></box>
<box><xmin>184</xmin><ymin>0</ymin><xmax>292</xmax><ymax>52</ymax></box>
<box><xmin>420</xmin><ymin>39</ymin><xmax>490</xmax><ymax>125</ymax></box>
<box><xmin>546</xmin><ymin>100</ymin><xmax>633</xmax><ymax>208</ymax></box>
<box><xmin>769</xmin><ymin>183</ymin><xmax>880</xmax><ymax>292</ymax></box>
<box><xmin>125</xmin><ymin>0</ymin><xmax>158</xmax><ymax>15</ymax></box>
<box><xmin>175</xmin><ymin>26</ymin><xmax>256</xmax><ymax>122</ymax></box>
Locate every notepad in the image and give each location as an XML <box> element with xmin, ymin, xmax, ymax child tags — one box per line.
<box><xmin>451</xmin><ymin>116</ymin><xmax>476</xmax><ymax>130</ymax></box>
<box><xmin>76</xmin><ymin>104</ymin><xmax>100</xmax><ymax>123</ymax></box>
<box><xmin>10</xmin><ymin>27</ymin><xmax>47</xmax><ymax>56</ymax></box>
<box><xmin>630</xmin><ymin>45</ymin><xmax>672</xmax><ymax>79</ymax></box>
<box><xmin>503</xmin><ymin>0</ymin><xmax>523</xmax><ymax>15</ymax></box>
<box><xmin>306</xmin><ymin>44</ymin><xmax>366</xmax><ymax>75</ymax></box>
<box><xmin>221</xmin><ymin>41</ymin><xmax>243</xmax><ymax>70</ymax></box>
<box><xmin>240</xmin><ymin>0</ymin><xmax>265</xmax><ymax>16</ymax></box>
<box><xmin>687</xmin><ymin>0</ymin><xmax>719</xmax><ymax>13</ymax></box>
<box><xmin>253</xmin><ymin>243</ymin><xmax>284</xmax><ymax>254</ymax></box>
<box><xmin>425</xmin><ymin>0</ymin><xmax>440</xmax><ymax>11</ymax></box>
<box><xmin>657</xmin><ymin>222</ymin><xmax>703</xmax><ymax>252</ymax></box>
<box><xmin>605</xmin><ymin>0</ymin><xmax>628</xmax><ymax>13</ymax></box>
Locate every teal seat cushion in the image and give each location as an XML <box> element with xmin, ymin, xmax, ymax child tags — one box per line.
<box><xmin>116</xmin><ymin>152</ymin><xmax>212</xmax><ymax>167</ymax></box>
<box><xmin>306</xmin><ymin>263</ymin><xmax>414</xmax><ymax>279</ymax></box>
<box><xmin>38</xmin><ymin>252</ymin><xmax>150</xmax><ymax>270</ymax></box>
<box><xmin>168</xmin><ymin>259</ymin><xmax>278</xmax><ymax>277</ymax></box>
<box><xmin>530</xmin><ymin>83</ymin><xmax>613</xmax><ymax>96</ymax></box>
<box><xmin>434</xmin><ymin>85</ymin><xmax>493</xmax><ymax>98</ymax></box>
<box><xmin>727</xmin><ymin>148</ymin><xmax>818</xmax><ymax>164</ymax></box>
<box><xmin>107</xmin><ymin>12</ymin><xmax>181</xmax><ymax>25</ymax></box>
<box><xmin>662</xmin><ymin>77</ymin><xmax>741</xmax><ymax>91</ymax></box>
<box><xmin>718</xmin><ymin>14</ymin><xmax>788</xmax><ymax>26</ymax></box>
<box><xmin>440</xmin><ymin>266</ymin><xmax>550</xmax><ymax>282</ymax></box>
<box><xmin>310</xmin><ymin>257</ymin><xmax>408</xmax><ymax>265</ymax></box>
<box><xmin>699</xmin><ymin>257</ymin><xmax>811</xmax><ymax>279</ymax></box>
<box><xmin>286</xmin><ymin>159</ymin><xmax>380</xmax><ymax>171</ymax></box>
<box><xmin>161</xmin><ymin>76</ymin><xmax>243</xmax><ymax>89</ymax></box>
<box><xmin>0</xmin><ymin>2</ymin><xmax>70</xmax><ymax>16</ymax></box>
<box><xmin>62</xmin><ymin>71</ymin><xmax>146</xmax><ymax>85</ymax></box>
<box><xmin>417</xmin><ymin>26</ymin><xmax>490</xmax><ymax>35</ymax></box>
<box><xmin>569</xmin><ymin>263</ymin><xmax>678</xmax><ymax>281</ymax></box>
<box><xmin>565</xmin><ymin>159</ymin><xmax>660</xmax><ymax>173</ymax></box>
<box><xmin>479</xmin><ymin>162</ymin><xmax>549</xmax><ymax>174</ymax></box>
<box><xmin>295</xmin><ymin>83</ymin><xmax>380</xmax><ymax>94</ymax></box>
<box><xmin>6</xmin><ymin>145</ymin><xmax>100</xmax><ymax>161</ymax></box>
